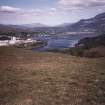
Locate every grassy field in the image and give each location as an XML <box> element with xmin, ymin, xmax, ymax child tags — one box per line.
<box><xmin>0</xmin><ymin>47</ymin><xmax>105</xmax><ymax>105</ymax></box>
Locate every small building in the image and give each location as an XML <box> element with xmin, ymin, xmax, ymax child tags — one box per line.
<box><xmin>0</xmin><ymin>36</ymin><xmax>18</xmax><ymax>46</ymax></box>
<box><xmin>9</xmin><ymin>37</ymin><xmax>17</xmax><ymax>44</ymax></box>
<box><xmin>0</xmin><ymin>36</ymin><xmax>11</xmax><ymax>41</ymax></box>
<box><xmin>0</xmin><ymin>36</ymin><xmax>11</xmax><ymax>46</ymax></box>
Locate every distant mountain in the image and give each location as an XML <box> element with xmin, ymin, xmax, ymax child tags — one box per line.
<box><xmin>67</xmin><ymin>12</ymin><xmax>105</xmax><ymax>33</ymax></box>
<box><xmin>0</xmin><ymin>12</ymin><xmax>105</xmax><ymax>33</ymax></box>
<box><xmin>0</xmin><ymin>24</ymin><xmax>30</xmax><ymax>33</ymax></box>
<box><xmin>22</xmin><ymin>23</ymin><xmax>48</xmax><ymax>28</ymax></box>
<box><xmin>0</xmin><ymin>23</ymin><xmax>48</xmax><ymax>33</ymax></box>
<box><xmin>0</xmin><ymin>23</ymin><xmax>67</xmax><ymax>34</ymax></box>
<box><xmin>57</xmin><ymin>23</ymin><xmax>73</xmax><ymax>27</ymax></box>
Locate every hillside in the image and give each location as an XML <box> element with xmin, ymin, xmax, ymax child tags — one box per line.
<box><xmin>77</xmin><ymin>34</ymin><xmax>105</xmax><ymax>48</ymax></box>
<box><xmin>75</xmin><ymin>34</ymin><xmax>105</xmax><ymax>57</ymax></box>
<box><xmin>0</xmin><ymin>47</ymin><xmax>105</xmax><ymax>105</ymax></box>
<box><xmin>66</xmin><ymin>12</ymin><xmax>105</xmax><ymax>33</ymax></box>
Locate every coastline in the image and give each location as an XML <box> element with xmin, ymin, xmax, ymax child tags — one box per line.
<box><xmin>15</xmin><ymin>40</ymin><xmax>48</xmax><ymax>49</ymax></box>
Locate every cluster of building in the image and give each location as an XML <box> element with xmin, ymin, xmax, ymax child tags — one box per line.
<box><xmin>0</xmin><ymin>36</ymin><xmax>36</xmax><ymax>46</ymax></box>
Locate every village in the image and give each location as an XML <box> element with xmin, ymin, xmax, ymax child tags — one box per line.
<box><xmin>0</xmin><ymin>35</ymin><xmax>37</xmax><ymax>47</ymax></box>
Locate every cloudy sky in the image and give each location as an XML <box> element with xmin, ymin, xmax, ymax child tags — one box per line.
<box><xmin>0</xmin><ymin>0</ymin><xmax>105</xmax><ymax>26</ymax></box>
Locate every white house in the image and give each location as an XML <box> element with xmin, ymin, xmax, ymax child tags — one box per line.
<box><xmin>9</xmin><ymin>37</ymin><xmax>17</xmax><ymax>45</ymax></box>
<box><xmin>0</xmin><ymin>36</ymin><xmax>36</xmax><ymax>46</ymax></box>
<box><xmin>0</xmin><ymin>36</ymin><xmax>17</xmax><ymax>46</ymax></box>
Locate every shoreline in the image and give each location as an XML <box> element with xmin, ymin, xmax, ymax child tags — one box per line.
<box><xmin>15</xmin><ymin>40</ymin><xmax>48</xmax><ymax>49</ymax></box>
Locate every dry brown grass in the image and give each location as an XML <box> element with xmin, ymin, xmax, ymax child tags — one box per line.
<box><xmin>0</xmin><ymin>47</ymin><xmax>105</xmax><ymax>105</ymax></box>
<box><xmin>83</xmin><ymin>46</ymin><xmax>105</xmax><ymax>58</ymax></box>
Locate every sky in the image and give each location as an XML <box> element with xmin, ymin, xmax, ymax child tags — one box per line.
<box><xmin>0</xmin><ymin>0</ymin><xmax>105</xmax><ymax>26</ymax></box>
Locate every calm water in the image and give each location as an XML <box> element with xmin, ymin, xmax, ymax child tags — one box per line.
<box><xmin>32</xmin><ymin>33</ymin><xmax>96</xmax><ymax>51</ymax></box>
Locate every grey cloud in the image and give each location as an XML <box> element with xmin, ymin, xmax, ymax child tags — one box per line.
<box><xmin>58</xmin><ymin>0</ymin><xmax>105</xmax><ymax>10</ymax></box>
